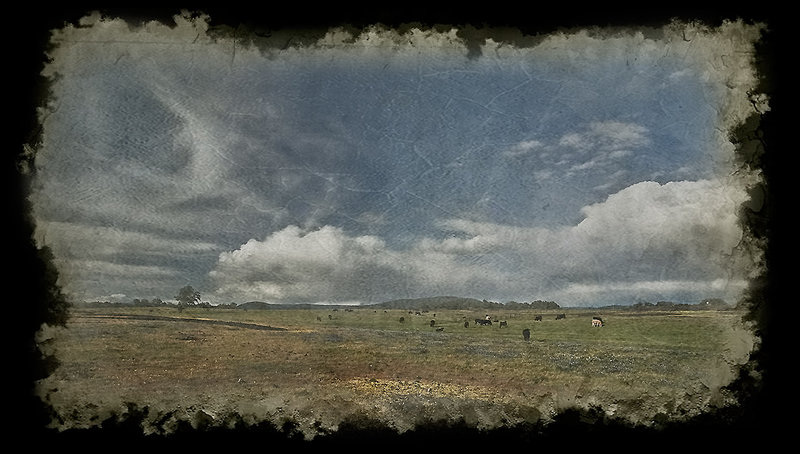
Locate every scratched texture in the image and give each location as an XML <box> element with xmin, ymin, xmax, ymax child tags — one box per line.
<box><xmin>24</xmin><ymin>8</ymin><xmax>774</xmax><ymax>446</ymax></box>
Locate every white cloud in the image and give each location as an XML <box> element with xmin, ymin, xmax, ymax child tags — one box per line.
<box><xmin>499</xmin><ymin>120</ymin><xmax>650</xmax><ymax>180</ymax></box>
<box><xmin>559</xmin><ymin>121</ymin><xmax>650</xmax><ymax>153</ymax></box>
<box><xmin>589</xmin><ymin>121</ymin><xmax>650</xmax><ymax>148</ymax></box>
<box><xmin>208</xmin><ymin>223</ymin><xmax>514</xmax><ymax>304</ymax></box>
<box><xmin>501</xmin><ymin>139</ymin><xmax>547</xmax><ymax>157</ymax></box>
<box><xmin>209</xmin><ymin>226</ymin><xmax>408</xmax><ymax>303</ymax></box>
<box><xmin>558</xmin><ymin>132</ymin><xmax>587</xmax><ymax>150</ymax></box>
<box><xmin>208</xmin><ymin>177</ymin><xmax>756</xmax><ymax>305</ymax></box>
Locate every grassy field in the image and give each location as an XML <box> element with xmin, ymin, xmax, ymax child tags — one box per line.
<box><xmin>35</xmin><ymin>305</ymin><xmax>757</xmax><ymax>437</ymax></box>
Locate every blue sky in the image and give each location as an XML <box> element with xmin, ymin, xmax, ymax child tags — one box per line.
<box><xmin>30</xmin><ymin>13</ymin><xmax>768</xmax><ymax>306</ymax></box>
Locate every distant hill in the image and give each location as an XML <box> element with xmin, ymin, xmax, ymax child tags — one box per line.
<box><xmin>369</xmin><ymin>296</ymin><xmax>561</xmax><ymax>311</ymax></box>
<box><xmin>235</xmin><ymin>296</ymin><xmax>563</xmax><ymax>311</ymax></box>
<box><xmin>237</xmin><ymin>301</ymin><xmax>273</xmax><ymax>310</ymax></box>
<box><xmin>236</xmin><ymin>301</ymin><xmax>333</xmax><ymax>310</ymax></box>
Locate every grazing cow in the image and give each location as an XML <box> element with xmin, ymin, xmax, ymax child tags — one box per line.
<box><xmin>430</xmin><ymin>320</ymin><xmax>436</xmax><ymax>327</ymax></box>
<box><xmin>436</xmin><ymin>327</ymin><xmax>444</xmax><ymax>332</ymax></box>
<box><xmin>522</xmin><ymin>328</ymin><xmax>531</xmax><ymax>341</ymax></box>
<box><xmin>316</xmin><ymin>316</ymin><xmax>322</xmax><ymax>322</ymax></box>
<box><xmin>399</xmin><ymin>316</ymin><xmax>405</xmax><ymax>323</ymax></box>
<box><xmin>555</xmin><ymin>313</ymin><xmax>566</xmax><ymax>320</ymax></box>
<box><xmin>499</xmin><ymin>321</ymin><xmax>508</xmax><ymax>328</ymax></box>
<box><xmin>464</xmin><ymin>321</ymin><xmax>470</xmax><ymax>328</ymax></box>
<box><xmin>475</xmin><ymin>319</ymin><xmax>492</xmax><ymax>326</ymax></box>
<box><xmin>328</xmin><ymin>314</ymin><xmax>333</xmax><ymax>320</ymax></box>
<box><xmin>592</xmin><ymin>317</ymin><xmax>604</xmax><ymax>327</ymax></box>
<box><xmin>534</xmin><ymin>315</ymin><xmax>542</xmax><ymax>321</ymax></box>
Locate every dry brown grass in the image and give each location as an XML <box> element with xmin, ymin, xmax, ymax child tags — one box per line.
<box><xmin>35</xmin><ymin>306</ymin><xmax>757</xmax><ymax>437</ymax></box>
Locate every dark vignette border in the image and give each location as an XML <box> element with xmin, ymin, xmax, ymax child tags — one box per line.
<box><xmin>10</xmin><ymin>4</ymin><xmax>788</xmax><ymax>449</ymax></box>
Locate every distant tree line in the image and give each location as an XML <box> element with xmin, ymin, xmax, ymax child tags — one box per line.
<box><xmin>73</xmin><ymin>290</ymin><xmax>732</xmax><ymax>312</ymax></box>
<box><xmin>76</xmin><ymin>298</ymin><xmax>167</xmax><ymax>308</ymax></box>
<box><xmin>371</xmin><ymin>296</ymin><xmax>562</xmax><ymax>311</ymax></box>
<box><xmin>618</xmin><ymin>298</ymin><xmax>732</xmax><ymax>311</ymax></box>
<box><xmin>504</xmin><ymin>300</ymin><xmax>561</xmax><ymax>310</ymax></box>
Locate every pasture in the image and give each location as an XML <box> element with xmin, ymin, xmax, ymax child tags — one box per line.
<box><xmin>35</xmin><ymin>305</ymin><xmax>756</xmax><ymax>437</ymax></box>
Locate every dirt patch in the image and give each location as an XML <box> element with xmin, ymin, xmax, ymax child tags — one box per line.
<box><xmin>77</xmin><ymin>312</ymin><xmax>287</xmax><ymax>331</ymax></box>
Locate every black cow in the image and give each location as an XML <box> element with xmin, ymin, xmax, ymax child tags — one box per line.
<box><xmin>399</xmin><ymin>316</ymin><xmax>405</xmax><ymax>323</ymax></box>
<box><xmin>475</xmin><ymin>319</ymin><xmax>492</xmax><ymax>326</ymax></box>
<box><xmin>499</xmin><ymin>321</ymin><xmax>508</xmax><ymax>328</ymax></box>
<box><xmin>430</xmin><ymin>320</ymin><xmax>436</xmax><ymax>327</ymax></box>
<box><xmin>436</xmin><ymin>327</ymin><xmax>444</xmax><ymax>332</ymax></box>
<box><xmin>522</xmin><ymin>328</ymin><xmax>531</xmax><ymax>341</ymax></box>
<box><xmin>534</xmin><ymin>315</ymin><xmax>543</xmax><ymax>321</ymax></box>
<box><xmin>464</xmin><ymin>321</ymin><xmax>470</xmax><ymax>328</ymax></box>
<box><xmin>555</xmin><ymin>313</ymin><xmax>566</xmax><ymax>320</ymax></box>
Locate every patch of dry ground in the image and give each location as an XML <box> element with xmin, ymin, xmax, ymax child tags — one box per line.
<box><xmin>35</xmin><ymin>307</ymin><xmax>757</xmax><ymax>439</ymax></box>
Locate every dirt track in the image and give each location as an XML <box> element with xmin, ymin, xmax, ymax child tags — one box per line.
<box><xmin>76</xmin><ymin>312</ymin><xmax>288</xmax><ymax>331</ymax></box>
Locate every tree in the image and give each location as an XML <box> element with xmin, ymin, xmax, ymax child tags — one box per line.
<box><xmin>175</xmin><ymin>285</ymin><xmax>201</xmax><ymax>311</ymax></box>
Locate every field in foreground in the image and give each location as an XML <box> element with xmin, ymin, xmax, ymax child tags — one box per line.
<box><xmin>35</xmin><ymin>305</ymin><xmax>757</xmax><ymax>438</ymax></box>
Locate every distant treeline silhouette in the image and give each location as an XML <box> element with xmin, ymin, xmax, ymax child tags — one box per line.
<box><xmin>76</xmin><ymin>296</ymin><xmax>731</xmax><ymax>311</ymax></box>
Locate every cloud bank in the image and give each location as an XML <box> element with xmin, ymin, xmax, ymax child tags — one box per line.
<box><xmin>209</xmin><ymin>178</ymin><xmax>756</xmax><ymax>306</ymax></box>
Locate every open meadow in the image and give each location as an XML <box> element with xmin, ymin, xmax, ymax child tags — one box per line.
<box><xmin>35</xmin><ymin>305</ymin><xmax>757</xmax><ymax>438</ymax></box>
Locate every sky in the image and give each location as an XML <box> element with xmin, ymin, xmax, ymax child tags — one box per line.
<box><xmin>28</xmin><ymin>12</ymin><xmax>769</xmax><ymax>307</ymax></box>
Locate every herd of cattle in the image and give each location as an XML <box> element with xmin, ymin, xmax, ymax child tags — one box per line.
<box><xmin>466</xmin><ymin>314</ymin><xmax>606</xmax><ymax>340</ymax></box>
<box><xmin>322</xmin><ymin>309</ymin><xmax>604</xmax><ymax>341</ymax></box>
<box><xmin>405</xmin><ymin>312</ymin><xmax>605</xmax><ymax>340</ymax></box>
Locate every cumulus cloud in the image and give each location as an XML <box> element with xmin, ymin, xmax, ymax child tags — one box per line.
<box><xmin>565</xmin><ymin>179</ymin><xmax>750</xmax><ymax>278</ymax></box>
<box><xmin>209</xmin><ymin>226</ymin><xmax>409</xmax><ymax>304</ymax></box>
<box><xmin>209</xmin><ymin>178</ymin><xmax>755</xmax><ymax>306</ymax></box>
<box><xmin>435</xmin><ymin>178</ymin><xmax>754</xmax><ymax>304</ymax></box>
